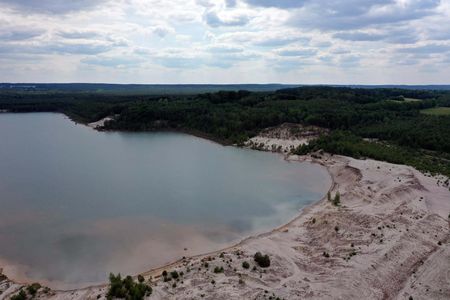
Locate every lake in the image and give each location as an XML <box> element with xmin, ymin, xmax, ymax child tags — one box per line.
<box><xmin>0</xmin><ymin>113</ymin><xmax>330</xmax><ymax>289</ymax></box>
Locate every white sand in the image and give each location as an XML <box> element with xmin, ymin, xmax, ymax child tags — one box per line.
<box><xmin>244</xmin><ymin>123</ymin><xmax>327</xmax><ymax>153</ymax></box>
<box><xmin>1</xmin><ymin>125</ymin><xmax>449</xmax><ymax>300</ymax></box>
<box><xmin>246</xmin><ymin>136</ymin><xmax>309</xmax><ymax>153</ymax></box>
<box><xmin>87</xmin><ymin>117</ymin><xmax>114</xmax><ymax>129</ymax></box>
<box><xmin>2</xmin><ymin>153</ymin><xmax>449</xmax><ymax>300</ymax></box>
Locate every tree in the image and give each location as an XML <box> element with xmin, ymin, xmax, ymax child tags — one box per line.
<box><xmin>106</xmin><ymin>273</ymin><xmax>151</xmax><ymax>300</ymax></box>
<box><xmin>170</xmin><ymin>271</ymin><xmax>179</xmax><ymax>279</ymax></box>
<box><xmin>27</xmin><ymin>283</ymin><xmax>41</xmax><ymax>296</ymax></box>
<box><xmin>254</xmin><ymin>252</ymin><xmax>270</xmax><ymax>268</ymax></box>
<box><xmin>333</xmin><ymin>192</ymin><xmax>341</xmax><ymax>206</ymax></box>
<box><xmin>242</xmin><ymin>261</ymin><xmax>250</xmax><ymax>269</ymax></box>
<box><xmin>11</xmin><ymin>290</ymin><xmax>27</xmax><ymax>300</ymax></box>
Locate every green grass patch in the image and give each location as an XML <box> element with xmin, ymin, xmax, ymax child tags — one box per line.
<box><xmin>420</xmin><ymin>107</ymin><xmax>450</xmax><ymax>116</ymax></box>
<box><xmin>389</xmin><ymin>97</ymin><xmax>422</xmax><ymax>103</ymax></box>
<box><xmin>403</xmin><ymin>98</ymin><xmax>422</xmax><ymax>102</ymax></box>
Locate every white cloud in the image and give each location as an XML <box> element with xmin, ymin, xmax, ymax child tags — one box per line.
<box><xmin>204</xmin><ymin>10</ymin><xmax>250</xmax><ymax>27</ymax></box>
<box><xmin>0</xmin><ymin>0</ymin><xmax>449</xmax><ymax>83</ymax></box>
<box><xmin>150</xmin><ymin>25</ymin><xmax>175</xmax><ymax>38</ymax></box>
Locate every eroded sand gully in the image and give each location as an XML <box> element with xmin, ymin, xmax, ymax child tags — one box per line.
<box><xmin>1</xmin><ymin>154</ymin><xmax>450</xmax><ymax>300</ymax></box>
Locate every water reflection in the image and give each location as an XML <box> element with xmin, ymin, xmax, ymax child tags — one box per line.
<box><xmin>0</xmin><ymin>113</ymin><xmax>330</xmax><ymax>288</ymax></box>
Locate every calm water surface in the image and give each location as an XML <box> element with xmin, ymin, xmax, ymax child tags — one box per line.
<box><xmin>0</xmin><ymin>113</ymin><xmax>330</xmax><ymax>288</ymax></box>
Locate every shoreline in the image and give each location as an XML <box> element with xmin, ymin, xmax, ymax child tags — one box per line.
<box><xmin>0</xmin><ymin>151</ymin><xmax>333</xmax><ymax>294</ymax></box>
<box><xmin>1</xmin><ymin>116</ymin><xmax>450</xmax><ymax>299</ymax></box>
<box><xmin>87</xmin><ymin>116</ymin><xmax>234</xmax><ymax>147</ymax></box>
<box><xmin>0</xmin><ymin>159</ymin><xmax>334</xmax><ymax>297</ymax></box>
<box><xmin>0</xmin><ymin>116</ymin><xmax>333</xmax><ymax>295</ymax></box>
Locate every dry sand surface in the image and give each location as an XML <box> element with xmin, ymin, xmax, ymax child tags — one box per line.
<box><xmin>87</xmin><ymin>117</ymin><xmax>114</xmax><ymax>129</ymax></box>
<box><xmin>1</xmin><ymin>151</ymin><xmax>450</xmax><ymax>299</ymax></box>
<box><xmin>245</xmin><ymin>123</ymin><xmax>327</xmax><ymax>153</ymax></box>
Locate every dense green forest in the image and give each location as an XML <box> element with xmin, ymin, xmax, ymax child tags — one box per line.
<box><xmin>1</xmin><ymin>86</ymin><xmax>450</xmax><ymax>176</ymax></box>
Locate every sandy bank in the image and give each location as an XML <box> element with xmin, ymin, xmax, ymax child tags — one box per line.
<box><xmin>2</xmin><ymin>151</ymin><xmax>449</xmax><ymax>300</ymax></box>
<box><xmin>244</xmin><ymin>123</ymin><xmax>327</xmax><ymax>153</ymax></box>
<box><xmin>87</xmin><ymin>116</ymin><xmax>114</xmax><ymax>129</ymax></box>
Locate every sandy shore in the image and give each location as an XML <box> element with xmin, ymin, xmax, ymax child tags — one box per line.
<box><xmin>1</xmin><ymin>149</ymin><xmax>449</xmax><ymax>299</ymax></box>
<box><xmin>87</xmin><ymin>116</ymin><xmax>114</xmax><ymax>129</ymax></box>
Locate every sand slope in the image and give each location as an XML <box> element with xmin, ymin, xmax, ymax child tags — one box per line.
<box><xmin>1</xmin><ymin>154</ymin><xmax>449</xmax><ymax>300</ymax></box>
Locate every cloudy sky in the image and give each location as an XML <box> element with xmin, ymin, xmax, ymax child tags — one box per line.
<box><xmin>1</xmin><ymin>0</ymin><xmax>450</xmax><ymax>84</ymax></box>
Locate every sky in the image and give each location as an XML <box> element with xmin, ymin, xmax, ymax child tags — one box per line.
<box><xmin>0</xmin><ymin>0</ymin><xmax>450</xmax><ymax>84</ymax></box>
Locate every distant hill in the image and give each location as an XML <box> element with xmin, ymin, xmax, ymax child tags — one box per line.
<box><xmin>0</xmin><ymin>83</ymin><xmax>300</xmax><ymax>95</ymax></box>
<box><xmin>342</xmin><ymin>85</ymin><xmax>450</xmax><ymax>91</ymax></box>
<box><xmin>2</xmin><ymin>83</ymin><xmax>450</xmax><ymax>95</ymax></box>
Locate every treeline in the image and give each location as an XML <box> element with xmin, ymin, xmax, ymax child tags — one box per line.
<box><xmin>295</xmin><ymin>131</ymin><xmax>450</xmax><ymax>176</ymax></box>
<box><xmin>106</xmin><ymin>87</ymin><xmax>450</xmax><ymax>151</ymax></box>
<box><xmin>0</xmin><ymin>92</ymin><xmax>156</xmax><ymax>123</ymax></box>
<box><xmin>1</xmin><ymin>86</ymin><xmax>450</xmax><ymax>175</ymax></box>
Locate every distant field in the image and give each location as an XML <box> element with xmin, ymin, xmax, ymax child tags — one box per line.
<box><xmin>421</xmin><ymin>107</ymin><xmax>450</xmax><ymax>115</ymax></box>
<box><xmin>389</xmin><ymin>97</ymin><xmax>422</xmax><ymax>103</ymax></box>
<box><xmin>403</xmin><ymin>97</ymin><xmax>422</xmax><ymax>102</ymax></box>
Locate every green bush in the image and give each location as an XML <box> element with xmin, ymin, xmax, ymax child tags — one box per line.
<box><xmin>26</xmin><ymin>283</ymin><xmax>41</xmax><ymax>296</ymax></box>
<box><xmin>213</xmin><ymin>266</ymin><xmax>224</xmax><ymax>273</ymax></box>
<box><xmin>106</xmin><ymin>273</ymin><xmax>152</xmax><ymax>300</ymax></box>
<box><xmin>170</xmin><ymin>271</ymin><xmax>179</xmax><ymax>280</ymax></box>
<box><xmin>295</xmin><ymin>131</ymin><xmax>450</xmax><ymax>177</ymax></box>
<box><xmin>242</xmin><ymin>261</ymin><xmax>250</xmax><ymax>269</ymax></box>
<box><xmin>11</xmin><ymin>290</ymin><xmax>27</xmax><ymax>300</ymax></box>
<box><xmin>254</xmin><ymin>252</ymin><xmax>270</xmax><ymax>268</ymax></box>
<box><xmin>333</xmin><ymin>192</ymin><xmax>340</xmax><ymax>206</ymax></box>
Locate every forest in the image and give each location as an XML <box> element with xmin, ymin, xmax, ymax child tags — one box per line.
<box><xmin>1</xmin><ymin>86</ymin><xmax>450</xmax><ymax>176</ymax></box>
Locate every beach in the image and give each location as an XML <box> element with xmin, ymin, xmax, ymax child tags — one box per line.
<box><xmin>1</xmin><ymin>147</ymin><xmax>449</xmax><ymax>299</ymax></box>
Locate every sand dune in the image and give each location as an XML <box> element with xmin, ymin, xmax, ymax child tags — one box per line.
<box><xmin>1</xmin><ymin>151</ymin><xmax>449</xmax><ymax>300</ymax></box>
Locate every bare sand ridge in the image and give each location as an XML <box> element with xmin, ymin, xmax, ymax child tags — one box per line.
<box><xmin>1</xmin><ymin>127</ymin><xmax>450</xmax><ymax>300</ymax></box>
<box><xmin>87</xmin><ymin>117</ymin><xmax>115</xmax><ymax>129</ymax></box>
<box><xmin>245</xmin><ymin>123</ymin><xmax>327</xmax><ymax>153</ymax></box>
